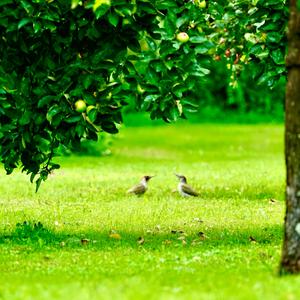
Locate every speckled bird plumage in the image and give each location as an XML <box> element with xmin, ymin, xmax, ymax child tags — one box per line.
<box><xmin>127</xmin><ymin>176</ymin><xmax>154</xmax><ymax>195</ymax></box>
<box><xmin>175</xmin><ymin>174</ymin><xmax>199</xmax><ymax>197</ymax></box>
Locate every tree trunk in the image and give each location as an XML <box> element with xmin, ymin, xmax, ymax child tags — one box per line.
<box><xmin>280</xmin><ymin>0</ymin><xmax>300</xmax><ymax>274</ymax></box>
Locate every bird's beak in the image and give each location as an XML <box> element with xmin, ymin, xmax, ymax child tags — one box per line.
<box><xmin>174</xmin><ymin>173</ymin><xmax>181</xmax><ymax>178</ymax></box>
<box><xmin>150</xmin><ymin>175</ymin><xmax>155</xmax><ymax>179</ymax></box>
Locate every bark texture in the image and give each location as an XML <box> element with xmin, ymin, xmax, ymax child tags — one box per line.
<box><xmin>281</xmin><ymin>0</ymin><xmax>300</xmax><ymax>274</ymax></box>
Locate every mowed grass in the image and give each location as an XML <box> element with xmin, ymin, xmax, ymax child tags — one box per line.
<box><xmin>1</xmin><ymin>123</ymin><xmax>299</xmax><ymax>300</ymax></box>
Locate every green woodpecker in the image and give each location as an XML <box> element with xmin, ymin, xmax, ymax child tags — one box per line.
<box><xmin>175</xmin><ymin>174</ymin><xmax>199</xmax><ymax>197</ymax></box>
<box><xmin>127</xmin><ymin>176</ymin><xmax>154</xmax><ymax>196</ymax></box>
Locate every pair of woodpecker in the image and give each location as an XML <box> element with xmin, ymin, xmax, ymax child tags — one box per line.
<box><xmin>127</xmin><ymin>174</ymin><xmax>199</xmax><ymax>197</ymax></box>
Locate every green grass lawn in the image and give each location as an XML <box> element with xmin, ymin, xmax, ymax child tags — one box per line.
<box><xmin>1</xmin><ymin>123</ymin><xmax>298</xmax><ymax>300</ymax></box>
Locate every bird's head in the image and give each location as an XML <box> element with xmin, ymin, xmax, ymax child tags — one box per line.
<box><xmin>143</xmin><ymin>175</ymin><xmax>155</xmax><ymax>182</ymax></box>
<box><xmin>175</xmin><ymin>174</ymin><xmax>187</xmax><ymax>183</ymax></box>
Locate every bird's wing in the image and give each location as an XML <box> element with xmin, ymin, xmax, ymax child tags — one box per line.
<box><xmin>127</xmin><ymin>183</ymin><xmax>146</xmax><ymax>194</ymax></box>
<box><xmin>181</xmin><ymin>183</ymin><xmax>199</xmax><ymax>196</ymax></box>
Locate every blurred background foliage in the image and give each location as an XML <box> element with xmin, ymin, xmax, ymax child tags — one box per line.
<box><xmin>85</xmin><ymin>60</ymin><xmax>285</xmax><ymax>156</ymax></box>
<box><xmin>123</xmin><ymin>60</ymin><xmax>285</xmax><ymax>126</ymax></box>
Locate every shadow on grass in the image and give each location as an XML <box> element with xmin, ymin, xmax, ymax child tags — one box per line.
<box><xmin>0</xmin><ymin>220</ymin><xmax>283</xmax><ymax>251</ymax></box>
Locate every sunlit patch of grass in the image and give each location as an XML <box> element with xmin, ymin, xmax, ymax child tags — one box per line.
<box><xmin>0</xmin><ymin>123</ymin><xmax>295</xmax><ymax>300</ymax></box>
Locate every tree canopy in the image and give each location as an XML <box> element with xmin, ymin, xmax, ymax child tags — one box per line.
<box><xmin>0</xmin><ymin>0</ymin><xmax>287</xmax><ymax>190</ymax></box>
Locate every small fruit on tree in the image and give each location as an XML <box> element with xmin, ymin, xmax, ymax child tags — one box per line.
<box><xmin>176</xmin><ymin>32</ymin><xmax>190</xmax><ymax>43</ymax></box>
<box><xmin>214</xmin><ymin>55</ymin><xmax>221</xmax><ymax>61</ymax></box>
<box><xmin>240</xmin><ymin>55</ymin><xmax>247</xmax><ymax>62</ymax></box>
<box><xmin>198</xmin><ymin>1</ymin><xmax>206</xmax><ymax>8</ymax></box>
<box><xmin>225</xmin><ymin>48</ymin><xmax>231</xmax><ymax>57</ymax></box>
<box><xmin>75</xmin><ymin>100</ymin><xmax>87</xmax><ymax>113</ymax></box>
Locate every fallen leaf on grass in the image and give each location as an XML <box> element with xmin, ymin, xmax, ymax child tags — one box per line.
<box><xmin>109</xmin><ymin>233</ymin><xmax>121</xmax><ymax>240</ymax></box>
<box><xmin>198</xmin><ymin>232</ymin><xmax>206</xmax><ymax>240</ymax></box>
<box><xmin>81</xmin><ymin>238</ymin><xmax>89</xmax><ymax>245</ymax></box>
<box><xmin>193</xmin><ymin>218</ymin><xmax>204</xmax><ymax>223</ymax></box>
<box><xmin>137</xmin><ymin>236</ymin><xmax>145</xmax><ymax>245</ymax></box>
<box><xmin>163</xmin><ymin>240</ymin><xmax>172</xmax><ymax>245</ymax></box>
<box><xmin>171</xmin><ymin>230</ymin><xmax>185</xmax><ymax>234</ymax></box>
<box><xmin>191</xmin><ymin>239</ymin><xmax>201</xmax><ymax>246</ymax></box>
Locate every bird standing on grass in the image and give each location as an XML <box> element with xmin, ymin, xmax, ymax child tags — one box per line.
<box><xmin>127</xmin><ymin>176</ymin><xmax>154</xmax><ymax>196</ymax></box>
<box><xmin>175</xmin><ymin>174</ymin><xmax>199</xmax><ymax>197</ymax></box>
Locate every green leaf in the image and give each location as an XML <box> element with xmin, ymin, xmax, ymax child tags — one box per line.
<box><xmin>194</xmin><ymin>45</ymin><xmax>210</xmax><ymax>54</ymax></box>
<box><xmin>38</xmin><ymin>96</ymin><xmax>56</xmax><ymax>108</ymax></box>
<box><xmin>46</xmin><ymin>105</ymin><xmax>61</xmax><ymax>122</ymax></box>
<box><xmin>83</xmin><ymin>75</ymin><xmax>94</xmax><ymax>89</ymax></box>
<box><xmin>75</xmin><ymin>124</ymin><xmax>85</xmax><ymax>137</ymax></box>
<box><xmin>101</xmin><ymin>121</ymin><xmax>118</xmax><ymax>134</ymax></box>
<box><xmin>33</xmin><ymin>22</ymin><xmax>42</xmax><ymax>33</ymax></box>
<box><xmin>144</xmin><ymin>94</ymin><xmax>160</xmax><ymax>103</ymax></box>
<box><xmin>71</xmin><ymin>0</ymin><xmax>80</xmax><ymax>9</ymax></box>
<box><xmin>93</xmin><ymin>0</ymin><xmax>110</xmax><ymax>11</ymax></box>
<box><xmin>108</xmin><ymin>13</ymin><xmax>119</xmax><ymax>27</ymax></box>
<box><xmin>176</xmin><ymin>16</ymin><xmax>189</xmax><ymax>29</ymax></box>
<box><xmin>30</xmin><ymin>172</ymin><xmax>36</xmax><ymax>183</ymax></box>
<box><xmin>169</xmin><ymin>106</ymin><xmax>179</xmax><ymax>121</ymax></box>
<box><xmin>87</xmin><ymin>108</ymin><xmax>97</xmax><ymax>122</ymax></box>
<box><xmin>257</xmin><ymin>71</ymin><xmax>277</xmax><ymax>85</ymax></box>
<box><xmin>271</xmin><ymin>49</ymin><xmax>285</xmax><ymax>65</ymax></box>
<box><xmin>50</xmin><ymin>163</ymin><xmax>60</xmax><ymax>170</ymax></box>
<box><xmin>93</xmin><ymin>0</ymin><xmax>110</xmax><ymax>19</ymax></box>
<box><xmin>18</xmin><ymin>18</ymin><xmax>31</xmax><ymax>29</ymax></box>
<box><xmin>0</xmin><ymin>0</ymin><xmax>13</xmax><ymax>7</ymax></box>
<box><xmin>189</xmin><ymin>36</ymin><xmax>207</xmax><ymax>43</ymax></box>
<box><xmin>35</xmin><ymin>177</ymin><xmax>42</xmax><ymax>193</ymax></box>
<box><xmin>266</xmin><ymin>32</ymin><xmax>282</xmax><ymax>43</ymax></box>
<box><xmin>256</xmin><ymin>50</ymin><xmax>269</xmax><ymax>60</ymax></box>
<box><xmin>19</xmin><ymin>111</ymin><xmax>32</xmax><ymax>125</ymax></box>
<box><xmin>65</xmin><ymin>115</ymin><xmax>82</xmax><ymax>123</ymax></box>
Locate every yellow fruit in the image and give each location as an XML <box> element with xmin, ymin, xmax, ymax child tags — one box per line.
<box><xmin>109</xmin><ymin>233</ymin><xmax>121</xmax><ymax>240</ymax></box>
<box><xmin>240</xmin><ymin>55</ymin><xmax>247</xmax><ymax>62</ymax></box>
<box><xmin>74</xmin><ymin>100</ymin><xmax>86</xmax><ymax>113</ymax></box>
<box><xmin>176</xmin><ymin>32</ymin><xmax>189</xmax><ymax>43</ymax></box>
<box><xmin>198</xmin><ymin>1</ymin><xmax>206</xmax><ymax>8</ymax></box>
